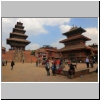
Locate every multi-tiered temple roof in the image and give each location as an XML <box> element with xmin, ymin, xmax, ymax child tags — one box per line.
<box><xmin>7</xmin><ymin>22</ymin><xmax>31</xmax><ymax>50</ymax></box>
<box><xmin>62</xmin><ymin>26</ymin><xmax>86</xmax><ymax>37</ymax></box>
<box><xmin>58</xmin><ymin>26</ymin><xmax>91</xmax><ymax>52</ymax></box>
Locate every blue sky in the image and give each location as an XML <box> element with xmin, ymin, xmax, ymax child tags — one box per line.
<box><xmin>2</xmin><ymin>18</ymin><xmax>98</xmax><ymax>51</ymax></box>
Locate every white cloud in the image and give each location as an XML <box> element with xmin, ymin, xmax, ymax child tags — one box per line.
<box><xmin>16</xmin><ymin>18</ymin><xmax>48</xmax><ymax>35</ymax></box>
<box><xmin>2</xmin><ymin>18</ymin><xmax>17</xmax><ymax>41</ymax></box>
<box><xmin>2</xmin><ymin>18</ymin><xmax>16</xmax><ymax>28</ymax></box>
<box><xmin>2</xmin><ymin>18</ymin><xmax>12</xmax><ymax>23</ymax></box>
<box><xmin>16</xmin><ymin>18</ymin><xmax>71</xmax><ymax>35</ymax></box>
<box><xmin>51</xmin><ymin>37</ymin><xmax>65</xmax><ymax>49</ymax></box>
<box><xmin>37</xmin><ymin>18</ymin><xmax>71</xmax><ymax>26</ymax></box>
<box><xmin>59</xmin><ymin>24</ymin><xmax>71</xmax><ymax>33</ymax></box>
<box><xmin>2</xmin><ymin>18</ymin><xmax>71</xmax><ymax>36</ymax></box>
<box><xmin>26</xmin><ymin>43</ymin><xmax>40</xmax><ymax>50</ymax></box>
<box><xmin>2</xmin><ymin>18</ymin><xmax>71</xmax><ymax>51</ymax></box>
<box><xmin>83</xmin><ymin>27</ymin><xmax>98</xmax><ymax>45</ymax></box>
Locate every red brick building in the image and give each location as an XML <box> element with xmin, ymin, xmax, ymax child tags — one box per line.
<box><xmin>35</xmin><ymin>45</ymin><xmax>58</xmax><ymax>60</ymax></box>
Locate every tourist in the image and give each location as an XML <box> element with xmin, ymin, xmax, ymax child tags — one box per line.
<box><xmin>90</xmin><ymin>58</ymin><xmax>94</xmax><ymax>68</ymax></box>
<box><xmin>68</xmin><ymin>63</ymin><xmax>75</xmax><ymax>78</ymax></box>
<box><xmin>11</xmin><ymin>60</ymin><xmax>15</xmax><ymax>70</ymax></box>
<box><xmin>65</xmin><ymin>59</ymin><xmax>68</xmax><ymax>65</ymax></box>
<box><xmin>93</xmin><ymin>57</ymin><xmax>96</xmax><ymax>63</ymax></box>
<box><xmin>68</xmin><ymin>59</ymin><xmax>71</xmax><ymax>67</ymax></box>
<box><xmin>61</xmin><ymin>60</ymin><xmax>65</xmax><ymax>68</ymax></box>
<box><xmin>45</xmin><ymin>59</ymin><xmax>50</xmax><ymax>76</ymax></box>
<box><xmin>36</xmin><ymin>60</ymin><xmax>38</xmax><ymax>66</ymax></box>
<box><xmin>53</xmin><ymin>59</ymin><xmax>57</xmax><ymax>76</ymax></box>
<box><xmin>56</xmin><ymin>58</ymin><xmax>60</xmax><ymax>70</ymax></box>
<box><xmin>85</xmin><ymin>57</ymin><xmax>89</xmax><ymax>68</ymax></box>
<box><xmin>6</xmin><ymin>60</ymin><xmax>7</xmax><ymax>66</ymax></box>
<box><xmin>22</xmin><ymin>59</ymin><xmax>24</xmax><ymax>63</ymax></box>
<box><xmin>51</xmin><ymin>64</ymin><xmax>55</xmax><ymax>75</ymax></box>
<box><xmin>51</xmin><ymin>59</ymin><xmax>56</xmax><ymax>76</ymax></box>
<box><xmin>3</xmin><ymin>60</ymin><xmax>6</xmax><ymax>66</ymax></box>
<box><xmin>43</xmin><ymin>59</ymin><xmax>47</xmax><ymax>65</ymax></box>
<box><xmin>38</xmin><ymin>59</ymin><xmax>41</xmax><ymax>66</ymax></box>
<box><xmin>59</xmin><ymin>58</ymin><xmax>62</xmax><ymax>66</ymax></box>
<box><xmin>2</xmin><ymin>58</ymin><xmax>4</xmax><ymax>66</ymax></box>
<box><xmin>31</xmin><ymin>59</ymin><xmax>33</xmax><ymax>63</ymax></box>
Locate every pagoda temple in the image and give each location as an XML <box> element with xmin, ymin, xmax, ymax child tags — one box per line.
<box><xmin>3</xmin><ymin>22</ymin><xmax>37</xmax><ymax>63</ymax></box>
<box><xmin>6</xmin><ymin>22</ymin><xmax>31</xmax><ymax>50</ymax></box>
<box><xmin>58</xmin><ymin>25</ymin><xmax>94</xmax><ymax>62</ymax></box>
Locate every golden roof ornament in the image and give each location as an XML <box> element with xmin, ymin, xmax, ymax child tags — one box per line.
<box><xmin>69</xmin><ymin>25</ymin><xmax>78</xmax><ymax>31</ymax></box>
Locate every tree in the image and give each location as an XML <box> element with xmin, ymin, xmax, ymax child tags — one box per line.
<box><xmin>30</xmin><ymin>50</ymin><xmax>36</xmax><ymax>55</ymax></box>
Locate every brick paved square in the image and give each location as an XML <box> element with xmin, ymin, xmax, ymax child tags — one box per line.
<box><xmin>2</xmin><ymin>63</ymin><xmax>98</xmax><ymax>82</ymax></box>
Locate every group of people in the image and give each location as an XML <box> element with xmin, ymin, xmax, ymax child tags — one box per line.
<box><xmin>2</xmin><ymin>57</ymin><xmax>97</xmax><ymax>76</ymax></box>
<box><xmin>43</xmin><ymin>58</ymin><xmax>64</xmax><ymax>76</ymax></box>
<box><xmin>35</xmin><ymin>57</ymin><xmax>76</xmax><ymax>77</ymax></box>
<box><xmin>44</xmin><ymin>58</ymin><xmax>76</xmax><ymax>78</ymax></box>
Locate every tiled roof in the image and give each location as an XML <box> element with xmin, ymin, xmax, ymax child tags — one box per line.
<box><xmin>10</xmin><ymin>32</ymin><xmax>28</xmax><ymax>37</ymax></box>
<box><xmin>46</xmin><ymin>49</ymin><xmax>57</xmax><ymax>52</ymax></box>
<box><xmin>90</xmin><ymin>47</ymin><xmax>98</xmax><ymax>52</ymax></box>
<box><xmin>58</xmin><ymin>44</ymin><xmax>92</xmax><ymax>52</ymax></box>
<box><xmin>60</xmin><ymin>35</ymin><xmax>91</xmax><ymax>43</ymax></box>
<box><xmin>13</xmin><ymin>28</ymin><xmax>26</xmax><ymax>31</ymax></box>
<box><xmin>37</xmin><ymin>48</ymin><xmax>47</xmax><ymax>53</ymax></box>
<box><xmin>63</xmin><ymin>27</ymin><xmax>86</xmax><ymax>35</ymax></box>
<box><xmin>7</xmin><ymin>38</ymin><xmax>30</xmax><ymax>43</ymax></box>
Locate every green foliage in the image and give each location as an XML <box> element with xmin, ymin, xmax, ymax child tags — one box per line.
<box><xmin>30</xmin><ymin>50</ymin><xmax>35</xmax><ymax>55</ymax></box>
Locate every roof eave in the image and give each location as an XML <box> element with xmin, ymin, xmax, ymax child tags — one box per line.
<box><xmin>62</xmin><ymin>27</ymin><xmax>86</xmax><ymax>35</ymax></box>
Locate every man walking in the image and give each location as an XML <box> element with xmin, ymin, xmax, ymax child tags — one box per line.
<box><xmin>11</xmin><ymin>60</ymin><xmax>15</xmax><ymax>70</ymax></box>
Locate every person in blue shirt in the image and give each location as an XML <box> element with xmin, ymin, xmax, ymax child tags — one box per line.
<box><xmin>85</xmin><ymin>57</ymin><xmax>89</xmax><ymax>68</ymax></box>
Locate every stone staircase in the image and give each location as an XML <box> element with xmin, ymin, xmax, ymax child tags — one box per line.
<box><xmin>13</xmin><ymin>49</ymin><xmax>23</xmax><ymax>63</ymax></box>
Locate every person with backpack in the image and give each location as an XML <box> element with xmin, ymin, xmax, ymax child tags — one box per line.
<box><xmin>68</xmin><ymin>63</ymin><xmax>75</xmax><ymax>78</ymax></box>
